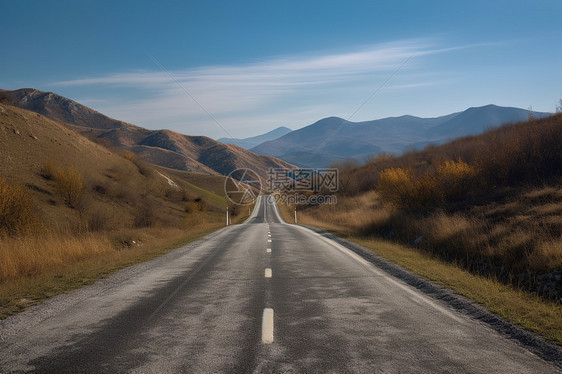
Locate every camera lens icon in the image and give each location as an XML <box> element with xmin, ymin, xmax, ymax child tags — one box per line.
<box><xmin>224</xmin><ymin>168</ymin><xmax>262</xmax><ymax>205</ymax></box>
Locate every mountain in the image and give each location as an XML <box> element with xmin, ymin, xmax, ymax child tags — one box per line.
<box><xmin>218</xmin><ymin>126</ymin><xmax>292</xmax><ymax>149</ymax></box>
<box><xmin>2</xmin><ymin>88</ymin><xmax>294</xmax><ymax>180</ymax></box>
<box><xmin>425</xmin><ymin>104</ymin><xmax>539</xmax><ymax>138</ymax></box>
<box><xmin>250</xmin><ymin>106</ymin><xmax>551</xmax><ymax>167</ymax></box>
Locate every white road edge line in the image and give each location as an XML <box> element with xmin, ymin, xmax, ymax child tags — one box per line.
<box><xmin>262</xmin><ymin>308</ymin><xmax>274</xmax><ymax>344</ymax></box>
<box><xmin>290</xmin><ymin>224</ymin><xmax>465</xmax><ymax>324</ymax></box>
<box><xmin>242</xmin><ymin>195</ymin><xmax>263</xmax><ymax>224</ymax></box>
<box><xmin>267</xmin><ymin>193</ymin><xmax>464</xmax><ymax>323</ymax></box>
<box><xmin>265</xmin><ymin>268</ymin><xmax>272</xmax><ymax>278</ymax></box>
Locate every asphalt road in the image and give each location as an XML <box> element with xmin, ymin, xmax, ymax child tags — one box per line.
<box><xmin>0</xmin><ymin>195</ymin><xmax>559</xmax><ymax>373</ymax></box>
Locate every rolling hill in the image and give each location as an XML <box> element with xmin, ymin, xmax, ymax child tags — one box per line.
<box><xmin>250</xmin><ymin>105</ymin><xmax>551</xmax><ymax>167</ymax></box>
<box><xmin>0</xmin><ymin>101</ymin><xmax>231</xmax><ymax>232</ymax></box>
<box><xmin>2</xmin><ymin>88</ymin><xmax>294</xmax><ymax>180</ymax></box>
<box><xmin>218</xmin><ymin>126</ymin><xmax>292</xmax><ymax>149</ymax></box>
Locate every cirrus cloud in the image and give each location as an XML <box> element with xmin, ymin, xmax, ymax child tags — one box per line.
<box><xmin>51</xmin><ymin>39</ymin><xmax>477</xmax><ymax>138</ymax></box>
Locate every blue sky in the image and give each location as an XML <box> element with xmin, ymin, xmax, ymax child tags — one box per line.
<box><xmin>2</xmin><ymin>0</ymin><xmax>561</xmax><ymax>139</ymax></box>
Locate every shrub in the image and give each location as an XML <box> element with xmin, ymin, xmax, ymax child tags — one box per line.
<box><xmin>0</xmin><ymin>178</ymin><xmax>40</xmax><ymax>236</ymax></box>
<box><xmin>40</xmin><ymin>161</ymin><xmax>58</xmax><ymax>180</ymax></box>
<box><xmin>435</xmin><ymin>159</ymin><xmax>477</xmax><ymax>200</ymax></box>
<box><xmin>53</xmin><ymin>165</ymin><xmax>84</xmax><ymax>208</ymax></box>
<box><xmin>185</xmin><ymin>201</ymin><xmax>205</xmax><ymax>214</ymax></box>
<box><xmin>123</xmin><ymin>151</ymin><xmax>135</xmax><ymax>161</ymax></box>
<box><xmin>377</xmin><ymin>167</ymin><xmax>439</xmax><ymax>210</ymax></box>
<box><xmin>377</xmin><ymin>167</ymin><xmax>415</xmax><ymax>208</ymax></box>
<box><xmin>378</xmin><ymin>160</ymin><xmax>478</xmax><ymax>211</ymax></box>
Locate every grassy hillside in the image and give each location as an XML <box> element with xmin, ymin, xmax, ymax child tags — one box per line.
<box><xmin>290</xmin><ymin>114</ymin><xmax>562</xmax><ymax>300</ymax></box>
<box><xmin>0</xmin><ymin>102</ymin><xmax>249</xmax><ymax>317</ymax></box>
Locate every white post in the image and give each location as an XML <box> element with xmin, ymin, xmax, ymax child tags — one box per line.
<box><xmin>294</xmin><ymin>208</ymin><xmax>297</xmax><ymax>224</ymax></box>
<box><xmin>226</xmin><ymin>207</ymin><xmax>229</xmax><ymax>226</ymax></box>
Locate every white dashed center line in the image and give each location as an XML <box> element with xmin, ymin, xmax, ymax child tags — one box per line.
<box><xmin>266</xmin><ymin>248</ymin><xmax>271</xmax><ymax>253</ymax></box>
<box><xmin>262</xmin><ymin>308</ymin><xmax>274</xmax><ymax>344</ymax></box>
<box><xmin>265</xmin><ymin>268</ymin><xmax>272</xmax><ymax>278</ymax></box>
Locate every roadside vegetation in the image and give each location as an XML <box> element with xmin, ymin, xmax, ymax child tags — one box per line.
<box><xmin>279</xmin><ymin>113</ymin><xmax>562</xmax><ymax>344</ymax></box>
<box><xmin>0</xmin><ymin>104</ymin><xmax>250</xmax><ymax>317</ymax></box>
<box><xmin>0</xmin><ymin>157</ymin><xmax>248</xmax><ymax>317</ymax></box>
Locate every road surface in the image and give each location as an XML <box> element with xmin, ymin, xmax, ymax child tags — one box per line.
<box><xmin>0</xmin><ymin>195</ymin><xmax>559</xmax><ymax>373</ymax></box>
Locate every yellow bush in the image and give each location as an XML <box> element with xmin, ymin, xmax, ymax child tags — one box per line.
<box><xmin>123</xmin><ymin>151</ymin><xmax>135</xmax><ymax>161</ymax></box>
<box><xmin>436</xmin><ymin>159</ymin><xmax>477</xmax><ymax>199</ymax></box>
<box><xmin>53</xmin><ymin>165</ymin><xmax>84</xmax><ymax>208</ymax></box>
<box><xmin>378</xmin><ymin>160</ymin><xmax>477</xmax><ymax>210</ymax></box>
<box><xmin>414</xmin><ymin>174</ymin><xmax>443</xmax><ymax>208</ymax></box>
<box><xmin>377</xmin><ymin>168</ymin><xmax>420</xmax><ymax>208</ymax></box>
<box><xmin>0</xmin><ymin>178</ymin><xmax>40</xmax><ymax>236</ymax></box>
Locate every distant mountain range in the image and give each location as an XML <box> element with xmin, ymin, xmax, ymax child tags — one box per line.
<box><xmin>2</xmin><ymin>88</ymin><xmax>294</xmax><ymax>180</ymax></box>
<box><xmin>249</xmin><ymin>105</ymin><xmax>551</xmax><ymax>167</ymax></box>
<box><xmin>5</xmin><ymin>88</ymin><xmax>553</xmax><ymax>172</ymax></box>
<box><xmin>218</xmin><ymin>126</ymin><xmax>292</xmax><ymax>149</ymax></box>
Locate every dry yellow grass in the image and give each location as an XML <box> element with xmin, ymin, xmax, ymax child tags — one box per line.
<box><xmin>292</xmin><ymin>182</ymin><xmax>562</xmax><ymax>275</ymax></box>
<box><xmin>284</xmin><ymin>190</ymin><xmax>392</xmax><ymax>234</ymax></box>
<box><xmin>0</xmin><ymin>233</ymin><xmax>113</xmax><ymax>281</ymax></box>
<box><xmin>0</xmin><ymin>200</ymin><xmax>252</xmax><ymax>318</ymax></box>
<box><xmin>0</xmin><ymin>224</ymin><xmax>225</xmax><ymax>318</ymax></box>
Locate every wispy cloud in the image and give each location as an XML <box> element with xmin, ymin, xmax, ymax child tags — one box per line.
<box><xmin>52</xmin><ymin>39</ymin><xmax>474</xmax><ymax>137</ymax></box>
